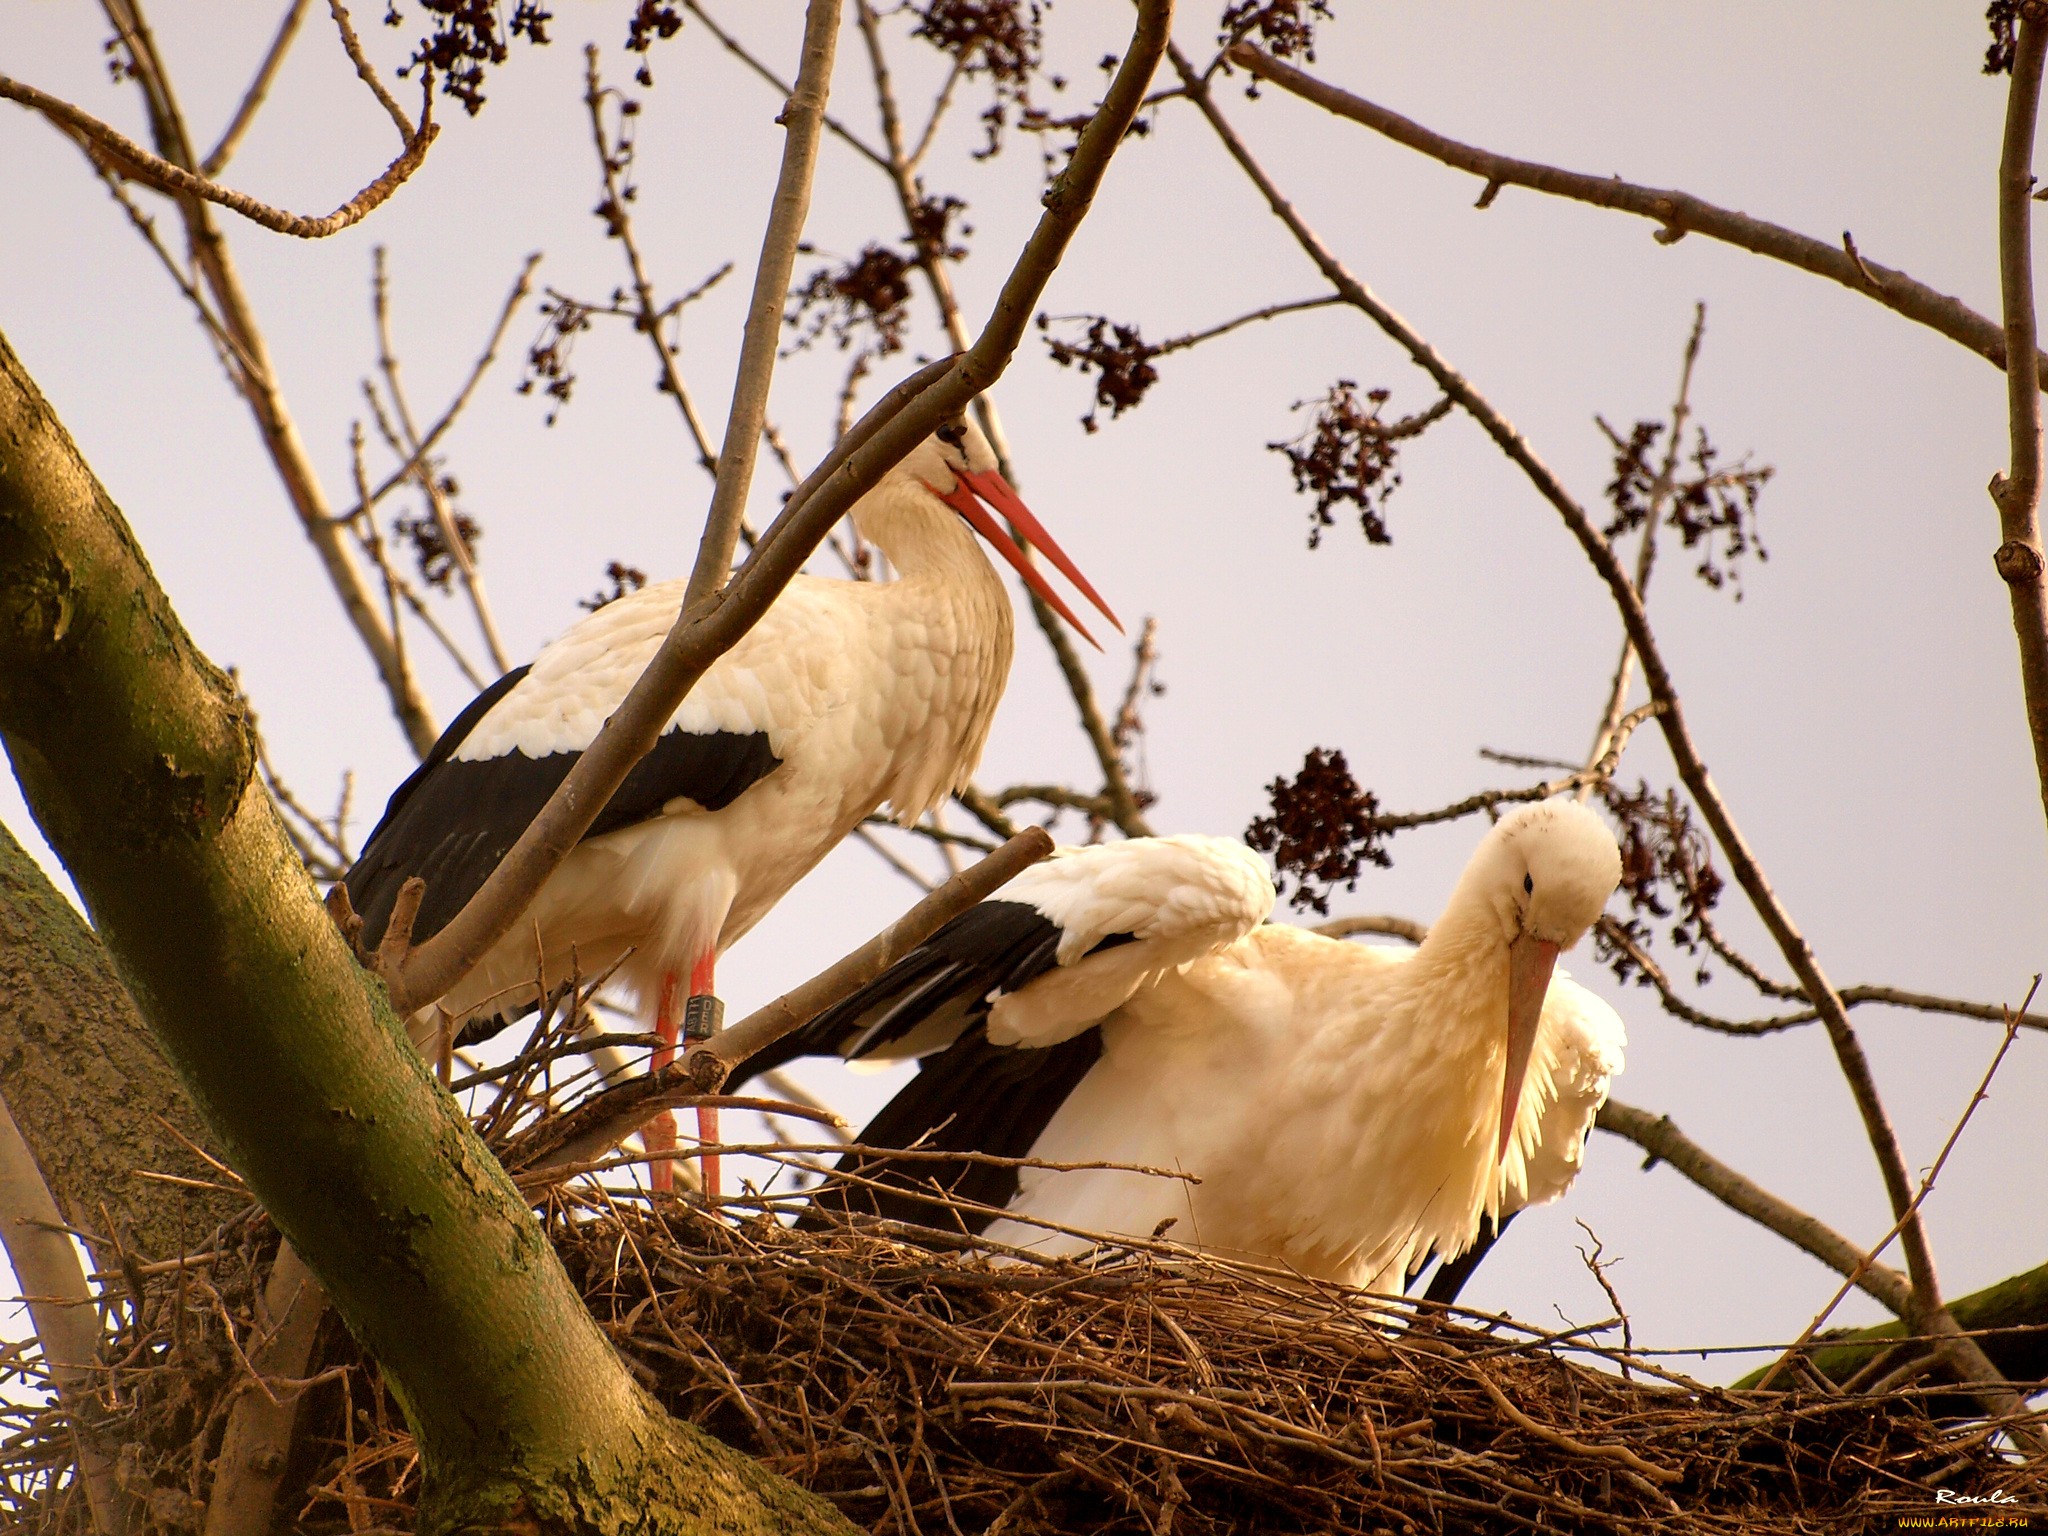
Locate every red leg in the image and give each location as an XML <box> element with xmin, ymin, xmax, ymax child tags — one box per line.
<box><xmin>646</xmin><ymin>972</ymin><xmax>679</xmax><ymax>1193</ymax></box>
<box><xmin>688</xmin><ymin>952</ymin><xmax>720</xmax><ymax>1201</ymax></box>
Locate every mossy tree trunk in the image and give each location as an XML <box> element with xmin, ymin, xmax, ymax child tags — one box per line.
<box><xmin>0</xmin><ymin>817</ymin><xmax>243</xmax><ymax>1261</ymax></box>
<box><xmin>0</xmin><ymin>330</ymin><xmax>853</xmax><ymax>1534</ymax></box>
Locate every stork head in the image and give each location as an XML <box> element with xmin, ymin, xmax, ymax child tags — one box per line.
<box><xmin>865</xmin><ymin>414</ymin><xmax>1122</xmax><ymax>648</ymax></box>
<box><xmin>1460</xmin><ymin>800</ymin><xmax>1621</xmax><ymax>1164</ymax></box>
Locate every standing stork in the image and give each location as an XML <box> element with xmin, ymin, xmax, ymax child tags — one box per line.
<box><xmin>736</xmin><ymin>803</ymin><xmax>1623</xmax><ymax>1291</ymax></box>
<box><xmin>342</xmin><ymin>417</ymin><xmax>1119</xmax><ymax>1192</ymax></box>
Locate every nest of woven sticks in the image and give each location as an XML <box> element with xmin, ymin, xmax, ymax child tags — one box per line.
<box><xmin>6</xmin><ymin>1177</ymin><xmax>2042</xmax><ymax>1536</ymax></box>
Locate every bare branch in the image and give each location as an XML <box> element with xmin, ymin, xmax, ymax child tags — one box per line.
<box><xmin>1991</xmin><ymin>13</ymin><xmax>2048</xmax><ymax>836</ymax></box>
<box><xmin>0</xmin><ymin>1098</ymin><xmax>129</xmax><ymax>1535</ymax></box>
<box><xmin>1581</xmin><ymin>305</ymin><xmax>1704</xmax><ymax>786</ymax></box>
<box><xmin>685</xmin><ymin>0</ymin><xmax>842</xmax><ymax>614</ymax></box>
<box><xmin>324</xmin><ymin>0</ymin><xmax>416</xmax><ymax>142</ymax></box>
<box><xmin>201</xmin><ymin>0</ymin><xmax>314</xmax><ymax>175</ymax></box>
<box><xmin>1224</xmin><ymin>43</ymin><xmax>2048</xmax><ymax>392</ymax></box>
<box><xmin>381</xmin><ymin>1</ymin><xmax>1173</xmax><ymax>1013</ymax></box>
<box><xmin>1596</xmin><ymin>1098</ymin><xmax>1910</xmax><ymax>1318</ymax></box>
<box><xmin>0</xmin><ymin>70</ymin><xmax>436</xmax><ymax>240</ymax></box>
<box><xmin>578</xmin><ymin>51</ymin><xmax>724</xmax><ymax>476</ymax></box>
<box><xmin>506</xmin><ymin>828</ymin><xmax>1055</xmax><ymax>1172</ymax></box>
<box><xmin>680</xmin><ymin>0</ymin><xmax>891</xmax><ymax>170</ymax></box>
<box><xmin>337</xmin><ymin>251</ymin><xmax>540</xmax><ymax>528</ymax></box>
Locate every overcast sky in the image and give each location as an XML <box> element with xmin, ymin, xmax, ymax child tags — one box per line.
<box><xmin>4</xmin><ymin>3</ymin><xmax>2043</xmax><ymax>1380</ymax></box>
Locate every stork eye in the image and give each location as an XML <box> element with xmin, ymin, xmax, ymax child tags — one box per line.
<box><xmin>1522</xmin><ymin>874</ymin><xmax>1534</xmax><ymax>896</ymax></box>
<box><xmin>936</xmin><ymin>421</ymin><xmax>966</xmax><ymax>448</ymax></box>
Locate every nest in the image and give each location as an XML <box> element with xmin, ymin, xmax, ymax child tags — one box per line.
<box><xmin>4</xmin><ymin>1184</ymin><xmax>2041</xmax><ymax>1535</ymax></box>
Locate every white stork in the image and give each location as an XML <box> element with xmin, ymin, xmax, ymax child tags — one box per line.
<box><xmin>737</xmin><ymin>803</ymin><xmax>1623</xmax><ymax>1291</ymax></box>
<box><xmin>342</xmin><ymin>417</ymin><xmax>1118</xmax><ymax>1191</ymax></box>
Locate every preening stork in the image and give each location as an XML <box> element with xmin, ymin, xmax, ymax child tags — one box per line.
<box><xmin>735</xmin><ymin>803</ymin><xmax>1622</xmax><ymax>1292</ymax></box>
<box><xmin>342</xmin><ymin>417</ymin><xmax>1118</xmax><ymax>1190</ymax></box>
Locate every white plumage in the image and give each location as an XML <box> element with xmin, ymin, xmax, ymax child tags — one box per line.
<box><xmin>744</xmin><ymin>804</ymin><xmax>1624</xmax><ymax>1293</ymax></box>
<box><xmin>344</xmin><ymin>417</ymin><xmax>1115</xmax><ymax>1042</ymax></box>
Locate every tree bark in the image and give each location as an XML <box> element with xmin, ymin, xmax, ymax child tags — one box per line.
<box><xmin>0</xmin><ymin>816</ymin><xmax>240</xmax><ymax>1260</ymax></box>
<box><xmin>0</xmin><ymin>329</ymin><xmax>852</xmax><ymax>1533</ymax></box>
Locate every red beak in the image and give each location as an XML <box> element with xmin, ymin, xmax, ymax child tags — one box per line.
<box><xmin>1500</xmin><ymin>933</ymin><xmax>1559</xmax><ymax>1164</ymax></box>
<box><xmin>925</xmin><ymin>467</ymin><xmax>1123</xmax><ymax>650</ymax></box>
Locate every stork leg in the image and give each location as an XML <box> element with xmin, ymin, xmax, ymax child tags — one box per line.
<box><xmin>686</xmin><ymin>952</ymin><xmax>721</xmax><ymax>1201</ymax></box>
<box><xmin>645</xmin><ymin>973</ymin><xmax>680</xmax><ymax>1193</ymax></box>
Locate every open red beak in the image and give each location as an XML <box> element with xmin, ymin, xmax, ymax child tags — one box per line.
<box><xmin>926</xmin><ymin>467</ymin><xmax>1123</xmax><ymax>649</ymax></box>
<box><xmin>1500</xmin><ymin>932</ymin><xmax>1559</xmax><ymax>1164</ymax></box>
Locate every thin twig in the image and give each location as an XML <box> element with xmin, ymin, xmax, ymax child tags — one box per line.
<box><xmin>1756</xmin><ymin>981</ymin><xmax>2039</xmax><ymax>1424</ymax></box>
<box><xmin>201</xmin><ymin>0</ymin><xmax>314</xmax><ymax>174</ymax></box>
<box><xmin>369</xmin><ymin>247</ymin><xmax>512</xmax><ymax>672</ymax></box>
<box><xmin>1594</xmin><ymin>1098</ymin><xmax>1910</xmax><ymax>1317</ymax></box>
<box><xmin>680</xmin><ymin>0</ymin><xmax>890</xmax><ymax>169</ymax></box>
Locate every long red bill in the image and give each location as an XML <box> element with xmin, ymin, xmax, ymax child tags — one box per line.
<box><xmin>927</xmin><ymin>469</ymin><xmax>1122</xmax><ymax>649</ymax></box>
<box><xmin>1500</xmin><ymin>932</ymin><xmax>1559</xmax><ymax>1164</ymax></box>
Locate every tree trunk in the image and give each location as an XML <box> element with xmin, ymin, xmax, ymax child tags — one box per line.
<box><xmin>0</xmin><ymin>329</ymin><xmax>852</xmax><ymax>1533</ymax></box>
<box><xmin>0</xmin><ymin>816</ymin><xmax>241</xmax><ymax>1260</ymax></box>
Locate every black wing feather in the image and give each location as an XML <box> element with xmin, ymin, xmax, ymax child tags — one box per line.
<box><xmin>802</xmin><ymin>1022</ymin><xmax>1104</xmax><ymax>1236</ymax></box>
<box><xmin>342</xmin><ymin>668</ymin><xmax>780</xmax><ymax>950</ymax></box>
<box><xmin>730</xmin><ymin>899</ymin><xmax>1135</xmax><ymax>1087</ymax></box>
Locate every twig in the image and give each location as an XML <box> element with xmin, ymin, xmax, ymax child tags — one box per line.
<box><xmin>380</xmin><ymin>1</ymin><xmax>1171</xmax><ymax>1014</ymax></box>
<box><xmin>1222</xmin><ymin>43</ymin><xmax>2048</xmax><ymax>391</ymax></box>
<box><xmin>369</xmin><ymin>247</ymin><xmax>512</xmax><ymax>672</ymax></box>
<box><xmin>0</xmin><ymin>1099</ymin><xmax>130</xmax><ymax>1535</ymax></box>
<box><xmin>579</xmin><ymin>50</ymin><xmax>725</xmax><ymax>476</ymax></box>
<box><xmin>1594</xmin><ymin>1098</ymin><xmax>1910</xmax><ymax>1318</ymax></box>
<box><xmin>1755</xmin><ymin>980</ymin><xmax>2040</xmax><ymax>1433</ymax></box>
<box><xmin>1169</xmin><ymin>39</ymin><xmax>2006</xmax><ymax>1416</ymax></box>
<box><xmin>336</xmin><ymin>251</ymin><xmax>540</xmax><ymax>527</ymax></box>
<box><xmin>201</xmin><ymin>0</ymin><xmax>314</xmax><ymax>175</ymax></box>
<box><xmin>679</xmin><ymin>1</ymin><xmax>890</xmax><ymax>170</ymax></box>
<box><xmin>684</xmin><ymin>0</ymin><xmax>842</xmax><ymax>614</ymax></box>
<box><xmin>1581</xmin><ymin>304</ymin><xmax>1704</xmax><ymax>786</ymax></box>
<box><xmin>324</xmin><ymin>0</ymin><xmax>414</xmax><ymax>142</ymax></box>
<box><xmin>1992</xmin><ymin>13</ymin><xmax>2048</xmax><ymax>836</ymax></box>
<box><xmin>0</xmin><ymin>70</ymin><xmax>435</xmax><ymax>239</ymax></box>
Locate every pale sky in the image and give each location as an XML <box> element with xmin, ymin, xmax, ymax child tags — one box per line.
<box><xmin>3</xmin><ymin>3</ymin><xmax>2042</xmax><ymax>1380</ymax></box>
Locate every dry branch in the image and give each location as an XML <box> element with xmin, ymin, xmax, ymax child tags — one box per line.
<box><xmin>0</xmin><ymin>71</ymin><xmax>435</xmax><ymax>240</ymax></box>
<box><xmin>1225</xmin><ymin>43</ymin><xmax>2048</xmax><ymax>392</ymax></box>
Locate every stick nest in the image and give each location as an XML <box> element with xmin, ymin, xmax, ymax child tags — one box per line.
<box><xmin>4</xmin><ymin>1192</ymin><xmax>2040</xmax><ymax>1534</ymax></box>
